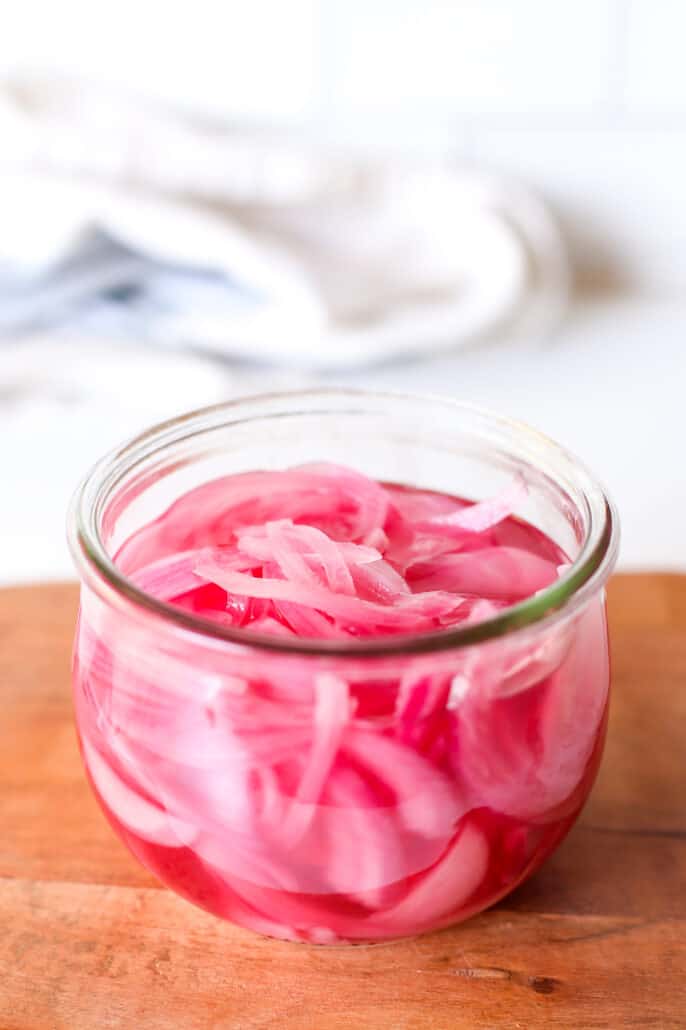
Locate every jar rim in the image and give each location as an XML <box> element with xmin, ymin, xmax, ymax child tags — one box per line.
<box><xmin>67</xmin><ymin>388</ymin><xmax>620</xmax><ymax>658</ymax></box>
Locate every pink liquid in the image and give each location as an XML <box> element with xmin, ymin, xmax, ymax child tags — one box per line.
<box><xmin>73</xmin><ymin>464</ymin><xmax>610</xmax><ymax>942</ymax></box>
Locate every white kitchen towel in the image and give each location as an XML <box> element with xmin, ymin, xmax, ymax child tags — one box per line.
<box><xmin>0</xmin><ymin>76</ymin><xmax>569</xmax><ymax>369</ymax></box>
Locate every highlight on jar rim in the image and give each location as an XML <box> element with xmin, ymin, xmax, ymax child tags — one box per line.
<box><xmin>68</xmin><ymin>389</ymin><xmax>619</xmax><ymax>943</ymax></box>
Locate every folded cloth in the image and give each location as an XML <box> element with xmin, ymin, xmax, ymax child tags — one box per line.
<box><xmin>0</xmin><ymin>76</ymin><xmax>569</xmax><ymax>369</ymax></box>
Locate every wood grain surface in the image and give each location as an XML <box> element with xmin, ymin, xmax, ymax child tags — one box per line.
<box><xmin>1</xmin><ymin>577</ymin><xmax>684</xmax><ymax>1029</ymax></box>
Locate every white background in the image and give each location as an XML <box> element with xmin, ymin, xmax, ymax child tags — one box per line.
<box><xmin>0</xmin><ymin>1</ymin><xmax>684</xmax><ymax>581</ymax></box>
<box><xmin>3</xmin><ymin>0</ymin><xmax>686</xmax><ymax>293</ymax></box>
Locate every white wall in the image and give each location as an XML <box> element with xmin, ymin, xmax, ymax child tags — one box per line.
<box><xmin>2</xmin><ymin>0</ymin><xmax>685</xmax><ymax>293</ymax></box>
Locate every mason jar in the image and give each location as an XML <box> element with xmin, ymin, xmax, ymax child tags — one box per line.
<box><xmin>68</xmin><ymin>390</ymin><xmax>619</xmax><ymax>943</ymax></box>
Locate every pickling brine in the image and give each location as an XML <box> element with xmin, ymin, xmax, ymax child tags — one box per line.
<box><xmin>72</xmin><ymin>461</ymin><xmax>610</xmax><ymax>942</ymax></box>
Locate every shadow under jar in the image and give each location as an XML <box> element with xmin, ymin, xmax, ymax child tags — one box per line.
<box><xmin>68</xmin><ymin>390</ymin><xmax>619</xmax><ymax>944</ymax></box>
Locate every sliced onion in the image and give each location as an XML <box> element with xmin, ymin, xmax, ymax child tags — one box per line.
<box><xmin>375</xmin><ymin>820</ymin><xmax>489</xmax><ymax>932</ymax></box>
<box><xmin>407</xmin><ymin>546</ymin><xmax>558</xmax><ymax>600</ymax></box>
<box><xmin>420</xmin><ymin>475</ymin><xmax>527</xmax><ymax>535</ymax></box>
<box><xmin>82</xmin><ymin>737</ymin><xmax>196</xmax><ymax>847</ymax></box>
<box><xmin>76</xmin><ymin>461</ymin><xmax>604</xmax><ymax>943</ymax></box>
<box><xmin>194</xmin><ymin>563</ymin><xmax>464</xmax><ymax>633</ymax></box>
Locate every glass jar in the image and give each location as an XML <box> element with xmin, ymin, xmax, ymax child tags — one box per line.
<box><xmin>68</xmin><ymin>390</ymin><xmax>619</xmax><ymax>943</ymax></box>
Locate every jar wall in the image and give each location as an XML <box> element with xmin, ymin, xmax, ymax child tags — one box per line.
<box><xmin>73</xmin><ymin>583</ymin><xmax>609</xmax><ymax>943</ymax></box>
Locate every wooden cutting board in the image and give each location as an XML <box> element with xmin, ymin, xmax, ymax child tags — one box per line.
<box><xmin>1</xmin><ymin>577</ymin><xmax>684</xmax><ymax>1029</ymax></box>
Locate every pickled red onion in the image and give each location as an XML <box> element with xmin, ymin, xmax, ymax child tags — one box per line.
<box><xmin>73</xmin><ymin>462</ymin><xmax>610</xmax><ymax>943</ymax></box>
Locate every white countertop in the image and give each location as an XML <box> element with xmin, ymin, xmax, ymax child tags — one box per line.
<box><xmin>1</xmin><ymin>296</ymin><xmax>683</xmax><ymax>585</ymax></box>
